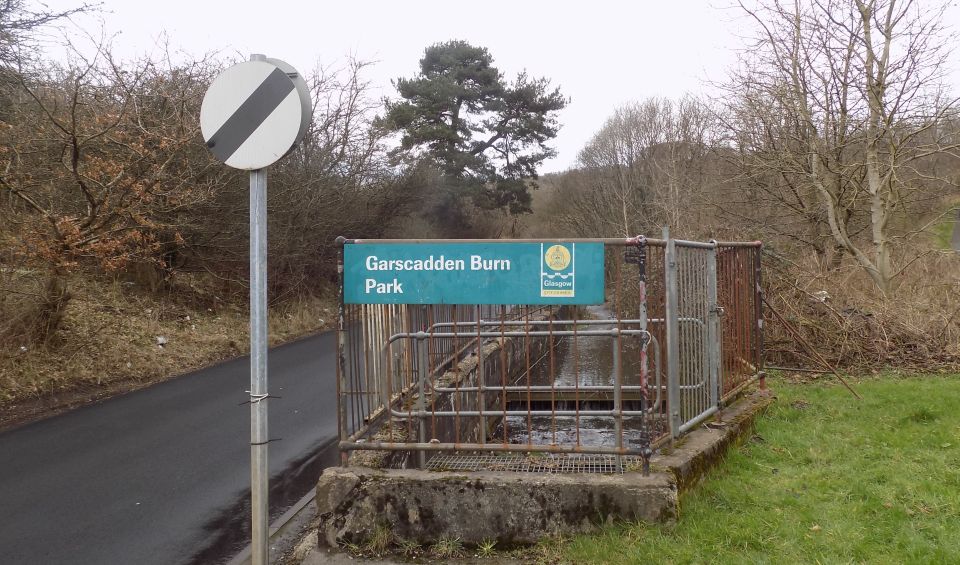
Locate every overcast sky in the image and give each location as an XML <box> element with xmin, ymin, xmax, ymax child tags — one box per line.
<box><xmin>40</xmin><ymin>0</ymin><xmax>960</xmax><ymax>173</ymax></box>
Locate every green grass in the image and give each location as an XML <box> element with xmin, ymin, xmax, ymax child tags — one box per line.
<box><xmin>562</xmin><ymin>376</ymin><xmax>960</xmax><ymax>564</ymax></box>
<box><xmin>931</xmin><ymin>212</ymin><xmax>957</xmax><ymax>250</ymax></box>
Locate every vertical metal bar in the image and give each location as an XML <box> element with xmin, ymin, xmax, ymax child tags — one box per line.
<box><xmin>706</xmin><ymin>244</ymin><xmax>720</xmax><ymax>408</ymax></box>
<box><xmin>753</xmin><ymin>245</ymin><xmax>764</xmax><ymax>372</ymax></box>
<box><xmin>453</xmin><ymin>307</ymin><xmax>460</xmax><ymax>444</ymax></box>
<box><xmin>549</xmin><ymin>312</ymin><xmax>556</xmax><ymax>446</ymax></box>
<box><xmin>524</xmin><ymin>306</ymin><xmax>532</xmax><ymax>446</ymax></box>
<box><xmin>499</xmin><ymin>305</ymin><xmax>508</xmax><ymax>446</ymax></box>
<box><xmin>417</xmin><ymin>336</ymin><xmax>427</xmax><ymax>469</ymax></box>
<box><xmin>664</xmin><ymin>228</ymin><xmax>681</xmax><ymax>439</ymax></box>
<box><xmin>335</xmin><ymin>238</ymin><xmax>348</xmax><ymax>465</ymax></box>
<box><xmin>384</xmin><ymin>307</ymin><xmax>394</xmax><ymax>440</ymax></box>
<box><xmin>635</xmin><ymin>238</ymin><xmax>652</xmax><ymax>474</ymax></box>
<box><xmin>248</xmin><ymin>167</ymin><xmax>269</xmax><ymax>565</ymax></box>
<box><xmin>612</xmin><ymin>336</ymin><xmax>623</xmax><ymax>468</ymax></box>
<box><xmin>573</xmin><ymin>307</ymin><xmax>581</xmax><ymax>446</ymax></box>
<box><xmin>428</xmin><ymin>308</ymin><xmax>436</xmax><ymax>441</ymax></box>
<box><xmin>477</xmin><ymin>306</ymin><xmax>485</xmax><ymax>447</ymax></box>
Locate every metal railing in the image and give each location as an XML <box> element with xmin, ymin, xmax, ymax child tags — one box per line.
<box><xmin>335</xmin><ymin>236</ymin><xmax>763</xmax><ymax>473</ymax></box>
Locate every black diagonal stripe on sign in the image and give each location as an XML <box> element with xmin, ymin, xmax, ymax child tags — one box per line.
<box><xmin>206</xmin><ymin>67</ymin><xmax>296</xmax><ymax>163</ymax></box>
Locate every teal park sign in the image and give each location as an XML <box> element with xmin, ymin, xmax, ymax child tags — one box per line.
<box><xmin>343</xmin><ymin>242</ymin><xmax>605</xmax><ymax>305</ymax></box>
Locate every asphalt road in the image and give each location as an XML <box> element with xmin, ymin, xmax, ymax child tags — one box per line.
<box><xmin>0</xmin><ymin>331</ymin><xmax>337</xmax><ymax>565</ymax></box>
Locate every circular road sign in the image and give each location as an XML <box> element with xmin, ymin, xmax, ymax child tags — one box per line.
<box><xmin>201</xmin><ymin>58</ymin><xmax>311</xmax><ymax>170</ymax></box>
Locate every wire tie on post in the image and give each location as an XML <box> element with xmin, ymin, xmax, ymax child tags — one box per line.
<box><xmin>250</xmin><ymin>438</ymin><xmax>282</xmax><ymax>446</ymax></box>
<box><xmin>239</xmin><ymin>391</ymin><xmax>281</xmax><ymax>406</ymax></box>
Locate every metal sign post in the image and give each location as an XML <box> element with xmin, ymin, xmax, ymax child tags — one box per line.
<box><xmin>249</xmin><ymin>166</ymin><xmax>269</xmax><ymax>564</ymax></box>
<box><xmin>201</xmin><ymin>54</ymin><xmax>310</xmax><ymax>565</ymax></box>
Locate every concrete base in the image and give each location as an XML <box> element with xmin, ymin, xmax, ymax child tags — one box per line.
<box><xmin>316</xmin><ymin>467</ymin><xmax>676</xmax><ymax>547</ymax></box>
<box><xmin>315</xmin><ymin>390</ymin><xmax>772</xmax><ymax>548</ymax></box>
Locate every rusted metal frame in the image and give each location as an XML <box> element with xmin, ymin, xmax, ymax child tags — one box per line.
<box><xmin>452</xmin><ymin>307</ymin><xmax>461</xmax><ymax>446</ymax></box>
<box><xmin>738</xmin><ymin>249</ymin><xmax>749</xmax><ymax>389</ymax></box>
<box><xmin>633</xmin><ymin>235</ymin><xmax>653</xmax><ymax>474</ymax></box>
<box><xmin>741</xmin><ymin>250</ymin><xmax>752</xmax><ymax>384</ymax></box>
<box><xmin>499</xmin><ymin>306</ymin><xmax>508</xmax><ymax>448</ymax></box>
<box><xmin>549</xmin><ymin>311</ymin><xmax>556</xmax><ymax>446</ymax></box>
<box><xmin>427</xmin><ymin>307</ymin><xmax>437</xmax><ymax>444</ymax></box>
<box><xmin>384</xmin><ymin>328</ymin><xmax>652</xmax><ymax>344</ymax></box>
<box><xmin>383</xmin><ymin>307</ymin><xmax>394</xmax><ymax>441</ymax></box>
<box><xmin>476</xmin><ymin>307</ymin><xmax>486</xmax><ymax>448</ymax></box>
<box><xmin>724</xmin><ymin>250</ymin><xmax>736</xmax><ymax>385</ymax></box>
<box><xmin>335</xmin><ymin>239</ymin><xmax>349</xmax><ymax>465</ymax></box>
<box><xmin>573</xmin><ymin>308</ymin><xmax>581</xmax><ymax>447</ymax></box>
<box><xmin>404</xmin><ymin>307</ymin><xmax>416</xmax><ymax>454</ymax></box>
<box><xmin>386</xmin><ymin>408</ymin><xmax>652</xmax><ymax>418</ymax></box>
<box><xmin>613</xmin><ymin>249</ymin><xmax>624</xmax><ymax>469</ymax></box>
<box><xmin>428</xmin><ymin>318</ymin><xmax>649</xmax><ymax>330</ymax></box>
<box><xmin>341</xmin><ymin>440</ymin><xmax>643</xmax><ymax>456</ymax></box>
<box><xmin>416</xmin><ymin>333</ymin><xmax>428</xmax><ymax>468</ymax></box>
<box><xmin>732</xmin><ymin>249</ymin><xmax>746</xmax><ymax>391</ymax></box>
<box><xmin>753</xmin><ymin>245</ymin><xmax>765</xmax><ymax>375</ymax></box>
<box><xmin>524</xmin><ymin>306</ymin><xmax>532</xmax><ymax>447</ymax></box>
<box><xmin>351</xmin><ymin>306</ymin><xmax>364</xmax><ymax>436</ymax></box>
<box><xmin>362</xmin><ymin>305</ymin><xmax>377</xmax><ymax>437</ymax></box>
<box><xmin>430</xmin><ymin>384</ymin><xmax>651</xmax><ymax>394</ymax></box>
<box><xmin>729</xmin><ymin>249</ymin><xmax>745</xmax><ymax>393</ymax></box>
<box><xmin>721</xmin><ymin>248</ymin><xmax>734</xmax><ymax>393</ymax></box>
<box><xmin>712</xmin><ymin>240</ymin><xmax>763</xmax><ymax>248</ymax></box>
<box><xmin>719</xmin><ymin>371</ymin><xmax>762</xmax><ymax>405</ymax></box>
<box><xmin>338</xmin><ymin>235</ymin><xmax>758</xmax><ymax>458</ymax></box>
<box><xmin>347</xmin><ymin>330</ymin><xmax>456</xmax><ymax>441</ymax></box>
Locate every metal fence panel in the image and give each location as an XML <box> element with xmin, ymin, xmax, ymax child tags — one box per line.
<box><xmin>335</xmin><ymin>236</ymin><xmax>762</xmax><ymax>472</ymax></box>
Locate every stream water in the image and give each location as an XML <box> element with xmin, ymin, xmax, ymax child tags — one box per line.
<box><xmin>492</xmin><ymin>304</ymin><xmax>654</xmax><ymax>450</ymax></box>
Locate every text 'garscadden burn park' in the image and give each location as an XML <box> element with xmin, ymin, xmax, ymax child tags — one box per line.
<box><xmin>363</xmin><ymin>254</ymin><xmax>511</xmax><ymax>295</ymax></box>
<box><xmin>343</xmin><ymin>242</ymin><xmax>605</xmax><ymax>305</ymax></box>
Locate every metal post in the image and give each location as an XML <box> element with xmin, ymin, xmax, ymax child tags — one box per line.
<box><xmin>249</xmin><ymin>167</ymin><xmax>269</xmax><ymax>565</ymax></box>
<box><xmin>753</xmin><ymin>244</ymin><xmax>764</xmax><ymax>372</ymax></box>
<box><xmin>706</xmin><ymin>243</ymin><xmax>720</xmax><ymax>408</ymax></box>
<box><xmin>416</xmin><ymin>336</ymin><xmax>427</xmax><ymax>469</ymax></box>
<box><xmin>634</xmin><ymin>237</ymin><xmax>652</xmax><ymax>475</ymax></box>
<box><xmin>663</xmin><ymin>228</ymin><xmax>681</xmax><ymax>439</ymax></box>
<box><xmin>477</xmin><ymin>305</ymin><xmax>486</xmax><ymax>447</ymax></box>
<box><xmin>335</xmin><ymin>237</ymin><xmax>349</xmax><ymax>466</ymax></box>
<box><xmin>612</xmin><ymin>337</ymin><xmax>623</xmax><ymax>470</ymax></box>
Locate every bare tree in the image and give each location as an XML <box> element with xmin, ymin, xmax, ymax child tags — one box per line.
<box><xmin>558</xmin><ymin>96</ymin><xmax>717</xmax><ymax>238</ymax></box>
<box><xmin>722</xmin><ymin>0</ymin><xmax>959</xmax><ymax>295</ymax></box>
<box><xmin>0</xmin><ymin>0</ymin><xmax>96</xmax><ymax>67</ymax></box>
<box><xmin>0</xmin><ymin>43</ymin><xmax>223</xmax><ymax>339</ymax></box>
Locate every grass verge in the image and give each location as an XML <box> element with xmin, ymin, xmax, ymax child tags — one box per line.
<box><xmin>0</xmin><ymin>273</ymin><xmax>336</xmax><ymax>430</ymax></box>
<box><xmin>561</xmin><ymin>375</ymin><xmax>960</xmax><ymax>564</ymax></box>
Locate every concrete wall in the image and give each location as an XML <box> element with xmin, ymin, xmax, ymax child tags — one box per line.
<box><xmin>316</xmin><ymin>467</ymin><xmax>677</xmax><ymax>547</ymax></box>
<box><xmin>320</xmin><ymin>390</ymin><xmax>773</xmax><ymax>549</ymax></box>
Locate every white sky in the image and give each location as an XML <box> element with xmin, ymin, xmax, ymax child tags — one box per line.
<box><xmin>39</xmin><ymin>0</ymin><xmax>960</xmax><ymax>173</ymax></box>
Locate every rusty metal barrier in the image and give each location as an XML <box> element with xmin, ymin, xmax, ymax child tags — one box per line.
<box><xmin>335</xmin><ymin>236</ymin><xmax>763</xmax><ymax>474</ymax></box>
<box><xmin>715</xmin><ymin>242</ymin><xmax>764</xmax><ymax>401</ymax></box>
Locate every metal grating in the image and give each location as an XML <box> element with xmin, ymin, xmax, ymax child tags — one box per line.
<box><xmin>426</xmin><ymin>453</ymin><xmax>644</xmax><ymax>474</ymax></box>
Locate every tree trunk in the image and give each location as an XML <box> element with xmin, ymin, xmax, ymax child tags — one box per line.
<box><xmin>35</xmin><ymin>270</ymin><xmax>71</xmax><ymax>343</ymax></box>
